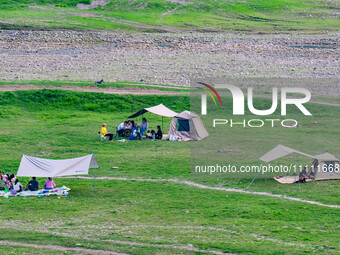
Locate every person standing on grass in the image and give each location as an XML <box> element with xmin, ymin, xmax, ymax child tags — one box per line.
<box><xmin>101</xmin><ymin>123</ymin><xmax>113</xmax><ymax>141</ymax></box>
<box><xmin>44</xmin><ymin>177</ymin><xmax>56</xmax><ymax>190</ymax></box>
<box><xmin>25</xmin><ymin>177</ymin><xmax>39</xmax><ymax>191</ymax></box>
<box><xmin>139</xmin><ymin>118</ymin><xmax>148</xmax><ymax>136</ymax></box>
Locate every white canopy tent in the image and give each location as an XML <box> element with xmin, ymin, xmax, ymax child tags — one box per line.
<box><xmin>260</xmin><ymin>145</ymin><xmax>340</xmax><ymax>181</ymax></box>
<box><xmin>128</xmin><ymin>103</ymin><xmax>177</xmax><ymax>131</ymax></box>
<box><xmin>313</xmin><ymin>152</ymin><xmax>339</xmax><ymax>162</ymax></box>
<box><xmin>259</xmin><ymin>144</ymin><xmax>314</xmax><ymax>163</ymax></box>
<box><xmin>17</xmin><ymin>154</ymin><xmax>99</xmax><ymax>177</ymax></box>
<box><xmin>128</xmin><ymin>103</ymin><xmax>177</xmax><ymax>118</ymax></box>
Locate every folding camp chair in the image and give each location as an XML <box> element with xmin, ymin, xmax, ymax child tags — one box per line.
<box><xmin>99</xmin><ymin>131</ymin><xmax>107</xmax><ymax>141</ymax></box>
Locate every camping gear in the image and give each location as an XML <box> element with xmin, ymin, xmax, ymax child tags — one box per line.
<box><xmin>309</xmin><ymin>153</ymin><xmax>340</xmax><ymax>180</ymax></box>
<box><xmin>168</xmin><ymin>111</ymin><xmax>209</xmax><ymax>141</ymax></box>
<box><xmin>128</xmin><ymin>103</ymin><xmax>177</xmax><ymax>131</ymax></box>
<box><xmin>17</xmin><ymin>154</ymin><xmax>99</xmax><ymax>177</ymax></box>
<box><xmin>260</xmin><ymin>144</ymin><xmax>314</xmax><ymax>162</ymax></box>
<box><xmin>16</xmin><ymin>154</ymin><xmax>99</xmax><ymax>192</ymax></box>
<box><xmin>274</xmin><ymin>176</ymin><xmax>313</xmax><ymax>184</ymax></box>
<box><xmin>260</xmin><ymin>145</ymin><xmax>340</xmax><ymax>182</ymax></box>
<box><xmin>0</xmin><ymin>186</ymin><xmax>71</xmax><ymax>198</ymax></box>
<box><xmin>128</xmin><ymin>103</ymin><xmax>177</xmax><ymax>118</ymax></box>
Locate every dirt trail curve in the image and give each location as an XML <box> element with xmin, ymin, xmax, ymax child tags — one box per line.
<box><xmin>0</xmin><ymin>240</ymin><xmax>128</xmax><ymax>255</ymax></box>
<box><xmin>0</xmin><ymin>85</ymin><xmax>183</xmax><ymax>96</ymax></box>
<box><xmin>61</xmin><ymin>176</ymin><xmax>340</xmax><ymax>209</ymax></box>
<box><xmin>0</xmin><ymin>85</ymin><xmax>339</xmax><ymax>106</ymax></box>
<box><xmin>0</xmin><ymin>238</ymin><xmax>234</xmax><ymax>255</ymax></box>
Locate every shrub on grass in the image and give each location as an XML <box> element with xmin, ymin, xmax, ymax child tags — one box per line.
<box><xmin>79</xmin><ymin>0</ymin><xmax>91</xmax><ymax>4</ymax></box>
<box><xmin>84</xmin><ymin>103</ymin><xmax>100</xmax><ymax>111</ymax></box>
<box><xmin>0</xmin><ymin>90</ymin><xmax>190</xmax><ymax>114</ymax></box>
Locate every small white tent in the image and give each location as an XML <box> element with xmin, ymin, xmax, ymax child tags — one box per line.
<box><xmin>17</xmin><ymin>154</ymin><xmax>99</xmax><ymax>177</ymax></box>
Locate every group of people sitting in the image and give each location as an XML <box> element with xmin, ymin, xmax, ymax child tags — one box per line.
<box><xmin>101</xmin><ymin>117</ymin><xmax>163</xmax><ymax>141</ymax></box>
<box><xmin>145</xmin><ymin>126</ymin><xmax>163</xmax><ymax>140</ymax></box>
<box><xmin>1</xmin><ymin>171</ymin><xmax>56</xmax><ymax>194</ymax></box>
<box><xmin>117</xmin><ymin>119</ymin><xmax>142</xmax><ymax>137</ymax></box>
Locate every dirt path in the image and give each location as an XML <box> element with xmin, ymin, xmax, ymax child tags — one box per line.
<box><xmin>161</xmin><ymin>6</ymin><xmax>180</xmax><ymax>17</ymax></box>
<box><xmin>61</xmin><ymin>176</ymin><xmax>340</xmax><ymax>209</ymax></box>
<box><xmin>0</xmin><ymin>230</ymin><xmax>234</xmax><ymax>255</ymax></box>
<box><xmin>0</xmin><ymin>85</ymin><xmax>183</xmax><ymax>95</ymax></box>
<box><xmin>0</xmin><ymin>240</ymin><xmax>128</xmax><ymax>255</ymax></box>
<box><xmin>0</xmin><ymin>224</ymin><xmax>303</xmax><ymax>253</ymax></box>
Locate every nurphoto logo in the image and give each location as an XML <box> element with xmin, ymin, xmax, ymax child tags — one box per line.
<box><xmin>198</xmin><ymin>82</ymin><xmax>312</xmax><ymax>128</ymax></box>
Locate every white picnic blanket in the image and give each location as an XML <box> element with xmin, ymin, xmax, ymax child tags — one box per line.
<box><xmin>274</xmin><ymin>176</ymin><xmax>313</xmax><ymax>184</ymax></box>
<box><xmin>0</xmin><ymin>186</ymin><xmax>70</xmax><ymax>198</ymax></box>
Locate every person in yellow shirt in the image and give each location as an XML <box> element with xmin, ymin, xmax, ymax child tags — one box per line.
<box><xmin>101</xmin><ymin>123</ymin><xmax>113</xmax><ymax>141</ymax></box>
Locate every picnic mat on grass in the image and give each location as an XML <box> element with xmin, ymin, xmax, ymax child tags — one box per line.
<box><xmin>0</xmin><ymin>186</ymin><xmax>70</xmax><ymax>198</ymax></box>
<box><xmin>274</xmin><ymin>176</ymin><xmax>313</xmax><ymax>184</ymax></box>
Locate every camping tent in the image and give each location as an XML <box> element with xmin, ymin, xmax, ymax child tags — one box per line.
<box><xmin>168</xmin><ymin>111</ymin><xmax>209</xmax><ymax>141</ymax></box>
<box><xmin>17</xmin><ymin>154</ymin><xmax>99</xmax><ymax>177</ymax></box>
<box><xmin>260</xmin><ymin>145</ymin><xmax>340</xmax><ymax>181</ymax></box>
<box><xmin>128</xmin><ymin>103</ymin><xmax>177</xmax><ymax>118</ymax></box>
<box><xmin>309</xmin><ymin>153</ymin><xmax>340</xmax><ymax>180</ymax></box>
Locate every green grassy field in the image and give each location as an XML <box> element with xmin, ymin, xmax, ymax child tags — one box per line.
<box><xmin>0</xmin><ymin>89</ymin><xmax>339</xmax><ymax>254</ymax></box>
<box><xmin>2</xmin><ymin>179</ymin><xmax>339</xmax><ymax>254</ymax></box>
<box><xmin>0</xmin><ymin>0</ymin><xmax>339</xmax><ymax>32</ymax></box>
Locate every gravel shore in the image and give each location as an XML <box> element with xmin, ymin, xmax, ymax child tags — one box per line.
<box><xmin>0</xmin><ymin>30</ymin><xmax>338</xmax><ymax>96</ymax></box>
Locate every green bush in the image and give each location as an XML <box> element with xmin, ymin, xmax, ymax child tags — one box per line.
<box><xmin>0</xmin><ymin>90</ymin><xmax>189</xmax><ymax>114</ymax></box>
<box><xmin>79</xmin><ymin>0</ymin><xmax>91</xmax><ymax>4</ymax></box>
<box><xmin>84</xmin><ymin>103</ymin><xmax>100</xmax><ymax>111</ymax></box>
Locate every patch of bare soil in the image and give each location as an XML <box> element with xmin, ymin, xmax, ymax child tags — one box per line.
<box><xmin>77</xmin><ymin>0</ymin><xmax>108</xmax><ymax>10</ymax></box>
<box><xmin>0</xmin><ymin>31</ymin><xmax>338</xmax><ymax>93</ymax></box>
<box><xmin>0</xmin><ymin>231</ymin><xmax>234</xmax><ymax>255</ymax></box>
<box><xmin>166</xmin><ymin>0</ymin><xmax>194</xmax><ymax>5</ymax></box>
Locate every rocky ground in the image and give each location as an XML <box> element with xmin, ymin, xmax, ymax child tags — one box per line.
<box><xmin>0</xmin><ymin>30</ymin><xmax>339</xmax><ymax>96</ymax></box>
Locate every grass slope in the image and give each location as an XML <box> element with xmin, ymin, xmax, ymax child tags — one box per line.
<box><xmin>0</xmin><ymin>90</ymin><xmax>339</xmax><ymax>254</ymax></box>
<box><xmin>0</xmin><ymin>0</ymin><xmax>339</xmax><ymax>32</ymax></box>
<box><xmin>0</xmin><ymin>89</ymin><xmax>339</xmax><ymax>203</ymax></box>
